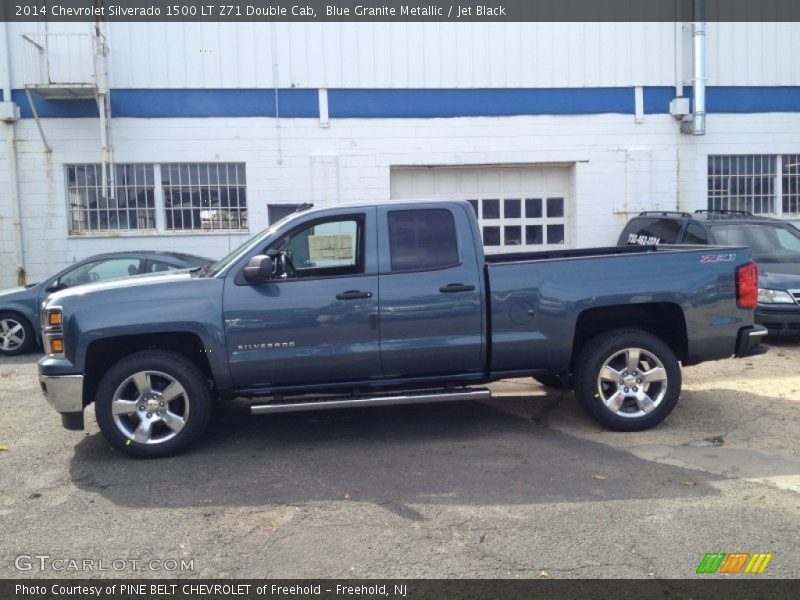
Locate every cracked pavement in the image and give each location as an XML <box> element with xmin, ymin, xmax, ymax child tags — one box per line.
<box><xmin>1</xmin><ymin>340</ymin><xmax>799</xmax><ymax>578</ymax></box>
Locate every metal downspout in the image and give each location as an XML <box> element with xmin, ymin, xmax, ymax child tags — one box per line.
<box><xmin>691</xmin><ymin>0</ymin><xmax>706</xmax><ymax>135</ymax></box>
<box><xmin>2</xmin><ymin>21</ymin><xmax>26</xmax><ymax>284</ymax></box>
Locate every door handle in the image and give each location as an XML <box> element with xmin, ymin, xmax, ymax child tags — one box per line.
<box><xmin>336</xmin><ymin>290</ymin><xmax>373</xmax><ymax>300</ymax></box>
<box><xmin>439</xmin><ymin>283</ymin><xmax>476</xmax><ymax>293</ymax></box>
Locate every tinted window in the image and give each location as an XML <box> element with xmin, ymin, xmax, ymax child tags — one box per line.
<box><xmin>483</xmin><ymin>226</ymin><xmax>501</xmax><ymax>246</ymax></box>
<box><xmin>525</xmin><ymin>198</ymin><xmax>542</xmax><ymax>218</ymax></box>
<box><xmin>547</xmin><ymin>224</ymin><xmax>565</xmax><ymax>244</ymax></box>
<box><xmin>482</xmin><ymin>199</ymin><xmax>500</xmax><ymax>219</ymax></box>
<box><xmin>682</xmin><ymin>222</ymin><xmax>709</xmax><ymax>245</ymax></box>
<box><xmin>546</xmin><ymin>197</ymin><xmax>564</xmax><ymax>218</ymax></box>
<box><xmin>388</xmin><ymin>209</ymin><xmax>459</xmax><ymax>272</ymax></box>
<box><xmin>60</xmin><ymin>258</ymin><xmax>142</xmax><ymax>288</ymax></box>
<box><xmin>711</xmin><ymin>224</ymin><xmax>800</xmax><ymax>263</ymax></box>
<box><xmin>622</xmin><ymin>218</ymin><xmax>683</xmax><ymax>245</ymax></box>
<box><xmin>504</xmin><ymin>199</ymin><xmax>521</xmax><ymax>218</ymax></box>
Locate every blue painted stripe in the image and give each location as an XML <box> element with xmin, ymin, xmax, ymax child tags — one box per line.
<box><xmin>12</xmin><ymin>89</ymin><xmax>99</xmax><ymax>118</ymax></box>
<box><xmin>643</xmin><ymin>86</ymin><xmax>677</xmax><ymax>114</ymax></box>
<box><xmin>706</xmin><ymin>86</ymin><xmax>800</xmax><ymax>113</ymax></box>
<box><xmin>12</xmin><ymin>88</ymin><xmax>319</xmax><ymax>119</ymax></box>
<box><xmin>9</xmin><ymin>87</ymin><xmax>800</xmax><ymax>119</ymax></box>
<box><xmin>328</xmin><ymin>88</ymin><xmax>635</xmax><ymax>117</ymax></box>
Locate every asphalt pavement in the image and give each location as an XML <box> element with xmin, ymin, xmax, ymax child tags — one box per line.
<box><xmin>0</xmin><ymin>343</ymin><xmax>798</xmax><ymax>578</ymax></box>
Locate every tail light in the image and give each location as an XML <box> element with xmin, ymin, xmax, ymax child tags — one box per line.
<box><xmin>736</xmin><ymin>262</ymin><xmax>758</xmax><ymax>309</ymax></box>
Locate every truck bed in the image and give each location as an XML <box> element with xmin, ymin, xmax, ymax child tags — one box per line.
<box><xmin>484</xmin><ymin>244</ymin><xmax>751</xmax><ymax>375</ymax></box>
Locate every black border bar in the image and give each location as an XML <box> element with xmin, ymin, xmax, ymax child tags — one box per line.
<box><xmin>4</xmin><ymin>0</ymin><xmax>800</xmax><ymax>22</ymax></box>
<box><xmin>4</xmin><ymin>579</ymin><xmax>800</xmax><ymax>600</ymax></box>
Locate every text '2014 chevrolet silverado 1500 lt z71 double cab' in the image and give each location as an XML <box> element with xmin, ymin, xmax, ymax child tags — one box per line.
<box><xmin>38</xmin><ymin>201</ymin><xmax>767</xmax><ymax>457</ymax></box>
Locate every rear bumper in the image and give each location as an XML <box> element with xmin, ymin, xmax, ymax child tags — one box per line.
<box><xmin>756</xmin><ymin>305</ymin><xmax>800</xmax><ymax>337</ymax></box>
<box><xmin>38</xmin><ymin>374</ymin><xmax>84</xmax><ymax>430</ymax></box>
<box><xmin>735</xmin><ymin>325</ymin><xmax>769</xmax><ymax>358</ymax></box>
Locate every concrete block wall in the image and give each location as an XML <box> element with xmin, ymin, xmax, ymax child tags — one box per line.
<box><xmin>1</xmin><ymin>111</ymin><xmax>799</xmax><ymax>287</ymax></box>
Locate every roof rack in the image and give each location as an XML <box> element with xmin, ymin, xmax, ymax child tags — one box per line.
<box><xmin>694</xmin><ymin>209</ymin><xmax>753</xmax><ymax>216</ymax></box>
<box><xmin>637</xmin><ymin>211</ymin><xmax>692</xmax><ymax>217</ymax></box>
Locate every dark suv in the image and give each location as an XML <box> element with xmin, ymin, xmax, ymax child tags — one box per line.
<box><xmin>618</xmin><ymin>210</ymin><xmax>800</xmax><ymax>337</ymax></box>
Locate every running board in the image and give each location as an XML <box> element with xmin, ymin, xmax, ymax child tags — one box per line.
<box><xmin>250</xmin><ymin>388</ymin><xmax>491</xmax><ymax>415</ymax></box>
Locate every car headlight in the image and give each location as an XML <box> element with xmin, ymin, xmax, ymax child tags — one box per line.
<box><xmin>43</xmin><ymin>306</ymin><xmax>65</xmax><ymax>358</ymax></box>
<box><xmin>757</xmin><ymin>288</ymin><xmax>796</xmax><ymax>304</ymax></box>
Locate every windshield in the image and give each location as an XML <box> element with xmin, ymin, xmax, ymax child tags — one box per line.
<box><xmin>711</xmin><ymin>223</ymin><xmax>800</xmax><ymax>263</ymax></box>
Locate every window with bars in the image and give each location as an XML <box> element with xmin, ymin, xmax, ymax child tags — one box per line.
<box><xmin>783</xmin><ymin>154</ymin><xmax>800</xmax><ymax>216</ymax></box>
<box><xmin>66</xmin><ymin>163</ymin><xmax>248</xmax><ymax>234</ymax></box>
<box><xmin>708</xmin><ymin>155</ymin><xmax>800</xmax><ymax>218</ymax></box>
<box><xmin>66</xmin><ymin>164</ymin><xmax>156</xmax><ymax>233</ymax></box>
<box><xmin>466</xmin><ymin>196</ymin><xmax>566</xmax><ymax>250</ymax></box>
<box><xmin>161</xmin><ymin>163</ymin><xmax>247</xmax><ymax>231</ymax></box>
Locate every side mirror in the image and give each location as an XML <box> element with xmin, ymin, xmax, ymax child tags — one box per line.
<box><xmin>45</xmin><ymin>281</ymin><xmax>65</xmax><ymax>293</ymax></box>
<box><xmin>243</xmin><ymin>255</ymin><xmax>273</xmax><ymax>283</ymax></box>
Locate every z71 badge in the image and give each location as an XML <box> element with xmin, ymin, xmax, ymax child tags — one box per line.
<box><xmin>700</xmin><ymin>253</ymin><xmax>737</xmax><ymax>263</ymax></box>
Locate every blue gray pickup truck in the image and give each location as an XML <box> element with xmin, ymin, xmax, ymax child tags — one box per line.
<box><xmin>38</xmin><ymin>201</ymin><xmax>767</xmax><ymax>457</ymax></box>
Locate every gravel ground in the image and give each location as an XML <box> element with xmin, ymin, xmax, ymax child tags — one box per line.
<box><xmin>0</xmin><ymin>340</ymin><xmax>798</xmax><ymax>579</ymax></box>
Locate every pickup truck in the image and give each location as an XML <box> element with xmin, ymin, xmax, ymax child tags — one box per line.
<box><xmin>38</xmin><ymin>201</ymin><xmax>767</xmax><ymax>457</ymax></box>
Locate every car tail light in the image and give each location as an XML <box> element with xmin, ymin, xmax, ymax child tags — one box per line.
<box><xmin>736</xmin><ymin>262</ymin><xmax>758</xmax><ymax>309</ymax></box>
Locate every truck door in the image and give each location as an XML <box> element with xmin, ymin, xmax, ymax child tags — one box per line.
<box><xmin>223</xmin><ymin>208</ymin><xmax>381</xmax><ymax>389</ymax></box>
<box><xmin>377</xmin><ymin>204</ymin><xmax>485</xmax><ymax>378</ymax></box>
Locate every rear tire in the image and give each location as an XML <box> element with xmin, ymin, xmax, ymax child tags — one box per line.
<box><xmin>573</xmin><ymin>329</ymin><xmax>681</xmax><ymax>431</ymax></box>
<box><xmin>94</xmin><ymin>350</ymin><xmax>212</xmax><ymax>458</ymax></box>
<box><xmin>0</xmin><ymin>312</ymin><xmax>35</xmax><ymax>356</ymax></box>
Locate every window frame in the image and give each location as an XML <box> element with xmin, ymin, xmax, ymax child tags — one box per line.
<box><xmin>467</xmin><ymin>195</ymin><xmax>568</xmax><ymax>251</ymax></box>
<box><xmin>65</xmin><ymin>163</ymin><xmax>157</xmax><ymax>235</ymax></box>
<box><xmin>707</xmin><ymin>154</ymin><xmax>800</xmax><ymax>219</ymax></box>
<box><xmin>262</xmin><ymin>213</ymin><xmax>367</xmax><ymax>281</ymax></box>
<box><xmin>65</xmin><ymin>162</ymin><xmax>249</xmax><ymax>237</ymax></box>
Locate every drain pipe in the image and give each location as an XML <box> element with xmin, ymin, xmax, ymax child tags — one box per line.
<box><xmin>691</xmin><ymin>0</ymin><xmax>706</xmax><ymax>135</ymax></box>
<box><xmin>1</xmin><ymin>20</ymin><xmax>26</xmax><ymax>284</ymax></box>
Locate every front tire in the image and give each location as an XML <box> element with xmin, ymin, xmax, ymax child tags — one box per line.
<box><xmin>0</xmin><ymin>312</ymin><xmax>35</xmax><ymax>356</ymax></box>
<box><xmin>94</xmin><ymin>350</ymin><xmax>212</xmax><ymax>458</ymax></box>
<box><xmin>573</xmin><ymin>329</ymin><xmax>681</xmax><ymax>431</ymax></box>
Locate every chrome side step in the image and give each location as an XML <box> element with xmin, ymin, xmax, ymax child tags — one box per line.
<box><xmin>250</xmin><ymin>387</ymin><xmax>491</xmax><ymax>415</ymax></box>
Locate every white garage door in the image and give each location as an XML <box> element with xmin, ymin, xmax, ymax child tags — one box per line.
<box><xmin>390</xmin><ymin>165</ymin><xmax>572</xmax><ymax>253</ymax></box>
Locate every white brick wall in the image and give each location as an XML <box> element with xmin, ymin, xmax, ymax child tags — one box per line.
<box><xmin>2</xmin><ymin>111</ymin><xmax>800</xmax><ymax>287</ymax></box>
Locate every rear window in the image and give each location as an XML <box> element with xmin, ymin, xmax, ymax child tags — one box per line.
<box><xmin>620</xmin><ymin>218</ymin><xmax>683</xmax><ymax>246</ymax></box>
<box><xmin>388</xmin><ymin>209</ymin><xmax>460</xmax><ymax>272</ymax></box>
<box><xmin>682</xmin><ymin>222</ymin><xmax>709</xmax><ymax>245</ymax></box>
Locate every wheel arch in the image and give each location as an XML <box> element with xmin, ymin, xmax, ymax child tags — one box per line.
<box><xmin>571</xmin><ymin>302</ymin><xmax>687</xmax><ymax>372</ymax></box>
<box><xmin>83</xmin><ymin>332</ymin><xmax>213</xmax><ymax>407</ymax></box>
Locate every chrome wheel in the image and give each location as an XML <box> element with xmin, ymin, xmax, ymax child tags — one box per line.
<box><xmin>0</xmin><ymin>318</ymin><xmax>26</xmax><ymax>352</ymax></box>
<box><xmin>111</xmin><ymin>370</ymin><xmax>190</xmax><ymax>445</ymax></box>
<box><xmin>596</xmin><ymin>347</ymin><xmax>668</xmax><ymax>419</ymax></box>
